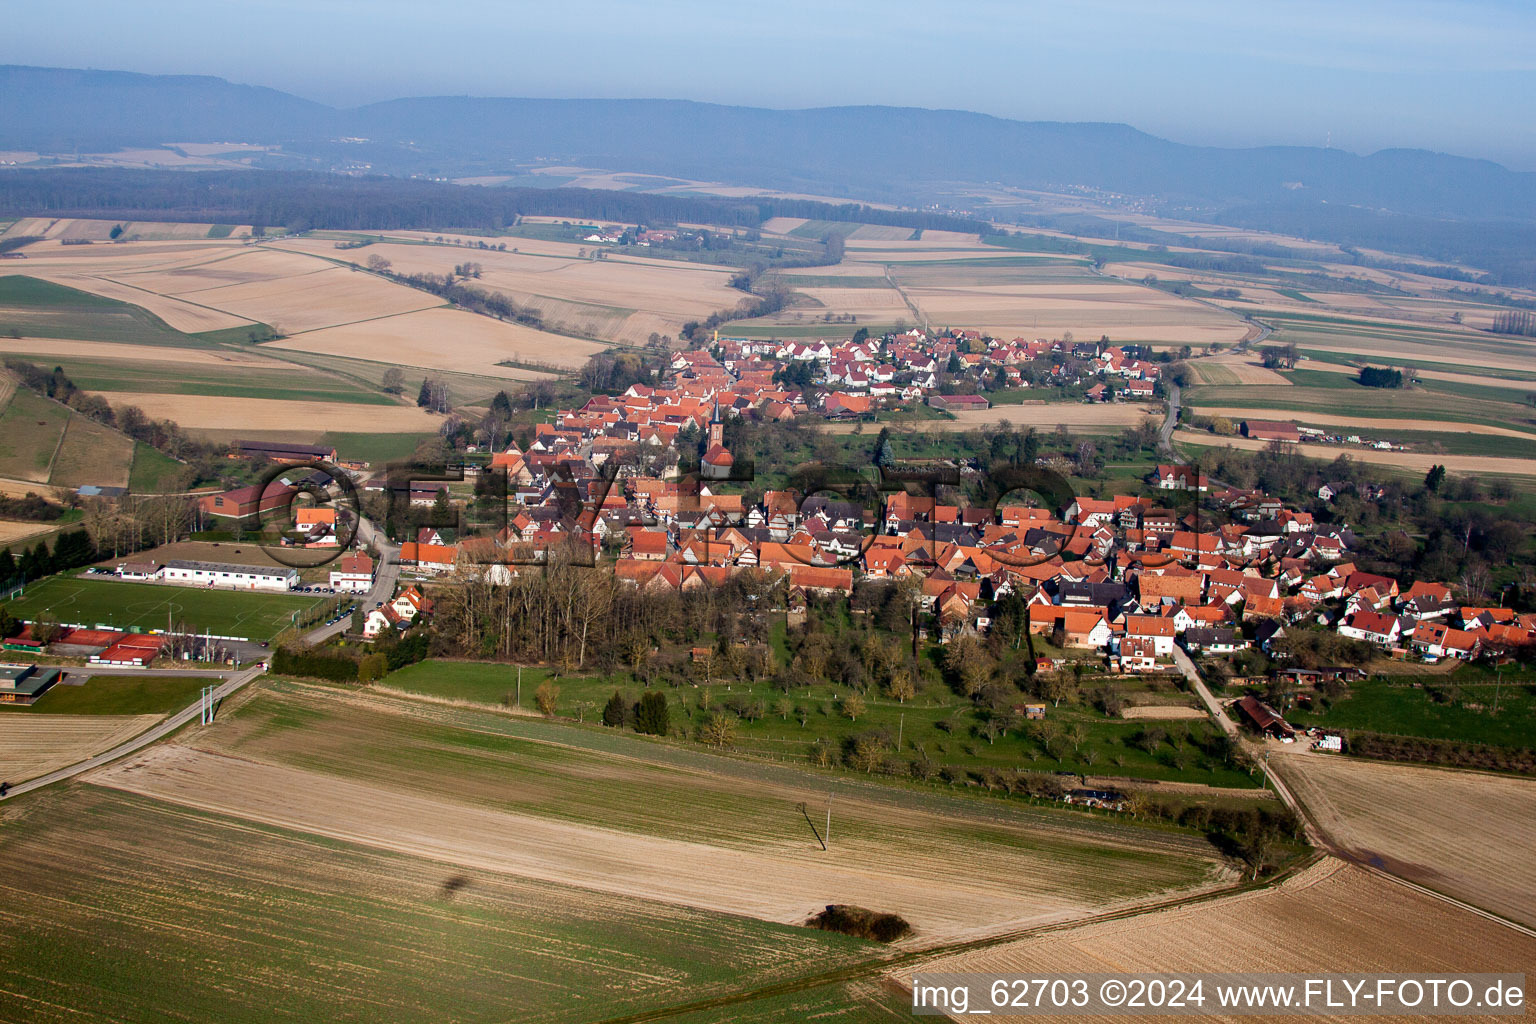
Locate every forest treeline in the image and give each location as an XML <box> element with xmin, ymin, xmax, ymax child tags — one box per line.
<box><xmin>0</xmin><ymin>169</ymin><xmax>987</xmax><ymax>235</ymax></box>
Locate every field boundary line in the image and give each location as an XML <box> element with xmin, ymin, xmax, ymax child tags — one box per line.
<box><xmin>41</xmin><ymin>409</ymin><xmax>70</xmax><ymax>485</ymax></box>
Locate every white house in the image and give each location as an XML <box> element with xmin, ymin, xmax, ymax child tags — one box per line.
<box><xmin>328</xmin><ymin>551</ymin><xmax>375</xmax><ymax>593</ymax></box>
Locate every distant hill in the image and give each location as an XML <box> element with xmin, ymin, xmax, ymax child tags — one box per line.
<box><xmin>2</xmin><ymin>65</ymin><xmax>1534</xmax><ymax>281</ymax></box>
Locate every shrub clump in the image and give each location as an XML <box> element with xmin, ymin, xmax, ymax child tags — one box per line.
<box><xmin>806</xmin><ymin>904</ymin><xmax>912</xmax><ymax>943</ymax></box>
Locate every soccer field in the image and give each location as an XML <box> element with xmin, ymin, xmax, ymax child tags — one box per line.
<box><xmin>2</xmin><ymin>577</ymin><xmax>329</xmax><ymax>640</ymax></box>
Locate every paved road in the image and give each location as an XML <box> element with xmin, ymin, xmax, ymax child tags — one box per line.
<box><xmin>1158</xmin><ymin>381</ymin><xmax>1182</xmax><ymax>458</ymax></box>
<box><xmin>301</xmin><ymin>518</ymin><xmax>400</xmax><ymax>644</ymax></box>
<box><xmin>1171</xmin><ymin>645</ymin><xmax>1237</xmax><ymax>740</ymax></box>
<box><xmin>0</xmin><ymin>663</ymin><xmax>265</xmax><ymax>801</ymax></box>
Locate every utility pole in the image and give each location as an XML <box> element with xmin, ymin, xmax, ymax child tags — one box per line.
<box><xmin>897</xmin><ymin>713</ymin><xmax>904</xmax><ymax>751</ymax></box>
<box><xmin>517</xmin><ymin>665</ymin><xmax>522</xmax><ymax>709</ymax></box>
<box><xmin>1492</xmin><ymin>665</ymin><xmax>1504</xmax><ymax>717</ymax></box>
<box><xmin>825</xmin><ymin>794</ymin><xmax>833</xmax><ymax>850</ymax></box>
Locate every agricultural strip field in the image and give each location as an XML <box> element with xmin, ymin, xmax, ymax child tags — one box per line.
<box><xmin>1182</xmin><ymin>384</ymin><xmax>1536</xmax><ymax>435</ymax></box>
<box><xmin>268</xmin><ymin>305</ymin><xmax>590</xmax><ymax>377</ymax></box>
<box><xmin>0</xmin><ymin>785</ymin><xmax>879</xmax><ymax>1024</ymax></box>
<box><xmin>0</xmin><ymin>274</ymin><xmax>202</xmax><ymax>346</ymax></box>
<box><xmin>1173</xmin><ymin>431</ymin><xmax>1536</xmax><ymax>478</ymax></box>
<box><xmin>270</xmin><ymin>236</ymin><xmax>743</xmax><ymax>346</ymax></box>
<box><xmin>819</xmin><ymin>403</ymin><xmax>1162</xmax><ymax>434</ymax></box>
<box><xmin>1261</xmin><ymin>311</ymin><xmax>1536</xmax><ymax>374</ymax></box>
<box><xmin>0</xmin><ymin>715</ymin><xmax>161</xmax><ymax>783</ymax></box>
<box><xmin>86</xmin><ymin>392</ymin><xmax>443</xmax><ymax>439</ymax></box>
<box><xmin>904</xmin><ymin>858</ymin><xmax>1536</xmax><ymax>1021</ymax></box>
<box><xmin>1</xmin><ymin>576</ymin><xmax>327</xmax><ymax>640</ymax></box>
<box><xmin>44</xmin><ymin>413</ymin><xmax>135</xmax><ymax>489</ymax></box>
<box><xmin>1274</xmin><ymin>753</ymin><xmax>1536</xmax><ymax>927</ymax></box>
<box><xmin>884</xmin><ymin>262</ymin><xmax>1250</xmax><ymax>345</ymax></box>
<box><xmin>144</xmin><ymin>681</ymin><xmax>1231</xmax><ymax>941</ymax></box>
<box><xmin>43</xmin><ymin>354</ymin><xmax>398</xmax><ymax>405</ymax></box>
<box><xmin>0</xmin><ymin>388</ymin><xmax>69</xmax><ymax>483</ymax></box>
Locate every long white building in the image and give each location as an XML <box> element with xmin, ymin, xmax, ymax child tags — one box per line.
<box><xmin>158</xmin><ymin>559</ymin><xmax>299</xmax><ymax>591</ymax></box>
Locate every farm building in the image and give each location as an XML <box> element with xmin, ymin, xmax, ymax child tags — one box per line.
<box><xmin>197</xmin><ymin>481</ymin><xmax>298</xmax><ymax>521</ymax></box>
<box><xmin>927</xmin><ymin>394</ymin><xmax>990</xmax><ymax>412</ymax></box>
<box><xmin>0</xmin><ymin>663</ymin><xmax>64</xmax><ymax>705</ymax></box>
<box><xmin>1241</xmin><ymin>420</ymin><xmax>1302</xmax><ymax>444</ymax></box>
<box><xmin>160</xmin><ymin>559</ymin><xmax>299</xmax><ymax>591</ymax></box>
<box><xmin>1234</xmin><ymin>695</ymin><xmax>1296</xmax><ymax>739</ymax></box>
<box><xmin>232</xmin><ymin>439</ymin><xmax>339</xmax><ymax>464</ymax></box>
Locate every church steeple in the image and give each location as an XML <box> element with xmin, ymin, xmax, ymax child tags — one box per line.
<box><xmin>708</xmin><ymin>398</ymin><xmax>723</xmax><ymax>450</ymax></box>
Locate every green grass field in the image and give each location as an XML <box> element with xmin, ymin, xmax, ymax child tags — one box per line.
<box><xmin>382</xmin><ymin>657</ymin><xmax>1258</xmax><ymax>790</ymax></box>
<box><xmin>0</xmin><ymin>674</ymin><xmax>218</xmax><ymax>715</ymax></box>
<box><xmin>0</xmin><ymin>785</ymin><xmax>875</xmax><ymax>1024</ymax></box>
<box><xmin>0</xmin><ymin>275</ymin><xmax>196</xmax><ymax>346</ymax></box>
<box><xmin>0</xmin><ymin>387</ymin><xmax>69</xmax><ymax>482</ymax></box>
<box><xmin>127</xmin><ymin>442</ymin><xmax>188</xmax><ymax>492</ymax></box>
<box><xmin>2</xmin><ymin>576</ymin><xmax>327</xmax><ymax>640</ymax></box>
<box><xmin>48</xmin><ymin>356</ymin><xmax>397</xmax><ymax>405</ymax></box>
<box><xmin>1290</xmin><ymin>676</ymin><xmax>1536</xmax><ymax>749</ymax></box>
<box><xmin>1183</xmin><ymin>381</ymin><xmax>1536</xmax><ymax>435</ymax></box>
<box><xmin>44</xmin><ymin>413</ymin><xmax>136</xmax><ymax>489</ymax></box>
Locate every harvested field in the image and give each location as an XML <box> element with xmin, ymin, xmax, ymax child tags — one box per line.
<box><xmin>184</xmin><ymin>265</ymin><xmax>441</xmax><ymax>333</ymax></box>
<box><xmin>1121</xmin><ymin>705</ymin><xmax>1208</xmax><ymax>720</ymax></box>
<box><xmin>0</xmin><ymin>519</ymin><xmax>55</xmax><ymax>545</ymax></box>
<box><xmin>907</xmin><ymin>859</ymin><xmax>1536</xmax><ymax>1021</ymax></box>
<box><xmin>822</xmin><ymin>404</ymin><xmax>1159</xmax><ymax>434</ymax></box>
<box><xmin>760</xmin><ymin>216</ymin><xmax>809</xmax><ymax>234</ymax></box>
<box><xmin>1173</xmin><ymin>430</ymin><xmax>1536</xmax><ymax>478</ymax></box>
<box><xmin>91</xmin><ymin>744</ymin><xmax>1195</xmax><ymax>941</ymax></box>
<box><xmin>270</xmin><ymin>306</ymin><xmax>590</xmax><ymax>376</ymax></box>
<box><xmin>0</xmin><ymin>338</ymin><xmax>293</xmax><ymax>368</ymax></box>
<box><xmin>1274</xmin><ymin>752</ymin><xmax>1536</xmax><ymax>927</ymax></box>
<box><xmin>1301</xmin><ymin>359</ymin><xmax>1536</xmax><ymax>391</ymax></box>
<box><xmin>1189</xmin><ymin>354</ymin><xmax>1291</xmax><ymax>387</ymax></box>
<box><xmin>0</xmin><ymin>388</ymin><xmax>69</xmax><ymax>483</ymax></box>
<box><xmin>161</xmin><ymin>683</ymin><xmax>1227</xmax><ymax>941</ymax></box>
<box><xmin>1192</xmin><ymin>407</ymin><xmax>1536</xmax><ymax>440</ymax></box>
<box><xmin>0</xmin><ymin>786</ymin><xmax>875</xmax><ymax>1024</ymax></box>
<box><xmin>47</xmin><ymin>413</ymin><xmax>134</xmax><ymax>488</ymax></box>
<box><xmin>847</xmin><ymin>224</ymin><xmax>917</xmax><ymax>241</ymax></box>
<box><xmin>273</xmin><ymin>237</ymin><xmax>741</xmax><ymax>345</ymax></box>
<box><xmin>26</xmin><ymin>271</ymin><xmax>254</xmax><ymax>332</ymax></box>
<box><xmin>0</xmin><ymin>714</ymin><xmax>161</xmax><ymax>782</ymax></box>
<box><xmin>86</xmin><ymin>392</ymin><xmax>442</xmax><ymax>435</ymax></box>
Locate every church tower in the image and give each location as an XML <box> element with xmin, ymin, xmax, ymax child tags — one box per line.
<box><xmin>707</xmin><ymin>398</ymin><xmax>724</xmax><ymax>450</ymax></box>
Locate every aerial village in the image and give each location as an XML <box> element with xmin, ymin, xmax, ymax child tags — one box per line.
<box><xmin>354</xmin><ymin>327</ymin><xmax>1536</xmax><ymax>685</ymax></box>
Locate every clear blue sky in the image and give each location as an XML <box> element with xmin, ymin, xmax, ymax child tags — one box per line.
<box><xmin>5</xmin><ymin>0</ymin><xmax>1534</xmax><ymax>168</ymax></box>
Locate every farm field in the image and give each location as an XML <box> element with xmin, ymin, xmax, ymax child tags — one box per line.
<box><xmin>0</xmin><ymin>519</ymin><xmax>57</xmax><ymax>546</ymax></box>
<box><xmin>271</xmin><ymin>235</ymin><xmax>744</xmax><ymax>345</ymax></box>
<box><xmin>0</xmin><ymin>273</ymin><xmax>206</xmax><ymax>345</ymax></box>
<box><xmin>1274</xmin><ymin>753</ymin><xmax>1536</xmax><ymax>927</ymax></box>
<box><xmin>822</xmin><ymin>402</ymin><xmax>1160</xmax><ymax>434</ymax></box>
<box><xmin>269</xmin><ymin>305</ymin><xmax>589</xmax><ymax>377</ymax></box>
<box><xmin>1173</xmin><ymin>431</ymin><xmax>1536</xmax><ymax>478</ymax></box>
<box><xmin>1287</xmin><ymin>676</ymin><xmax>1536</xmax><ymax>750</ymax></box>
<box><xmin>44</xmin><ymin>355</ymin><xmax>399</xmax><ymax>404</ymax></box>
<box><xmin>88</xmin><ymin>392</ymin><xmax>442</xmax><ymax>439</ymax></box>
<box><xmin>905</xmin><ymin>858</ymin><xmax>1536</xmax><ymax>1019</ymax></box>
<box><xmin>1</xmin><ymin>576</ymin><xmax>328</xmax><ymax>640</ymax></box>
<box><xmin>0</xmin><ymin>387</ymin><xmax>69</xmax><ymax>483</ymax></box>
<box><xmin>1182</xmin><ymin>381</ymin><xmax>1536</xmax><ymax>435</ymax></box>
<box><xmin>40</xmin><ymin>412</ymin><xmax>135</xmax><ymax>489</ymax></box>
<box><xmin>0</xmin><ymin>785</ymin><xmax>877</xmax><ymax>1024</ymax></box>
<box><xmin>0</xmin><ymin>714</ymin><xmax>163</xmax><ymax>782</ymax></box>
<box><xmin>153</xmin><ymin>680</ymin><xmax>1232</xmax><ymax>940</ymax></box>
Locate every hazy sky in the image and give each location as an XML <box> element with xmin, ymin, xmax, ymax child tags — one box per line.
<box><xmin>6</xmin><ymin>0</ymin><xmax>1535</xmax><ymax>167</ymax></box>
